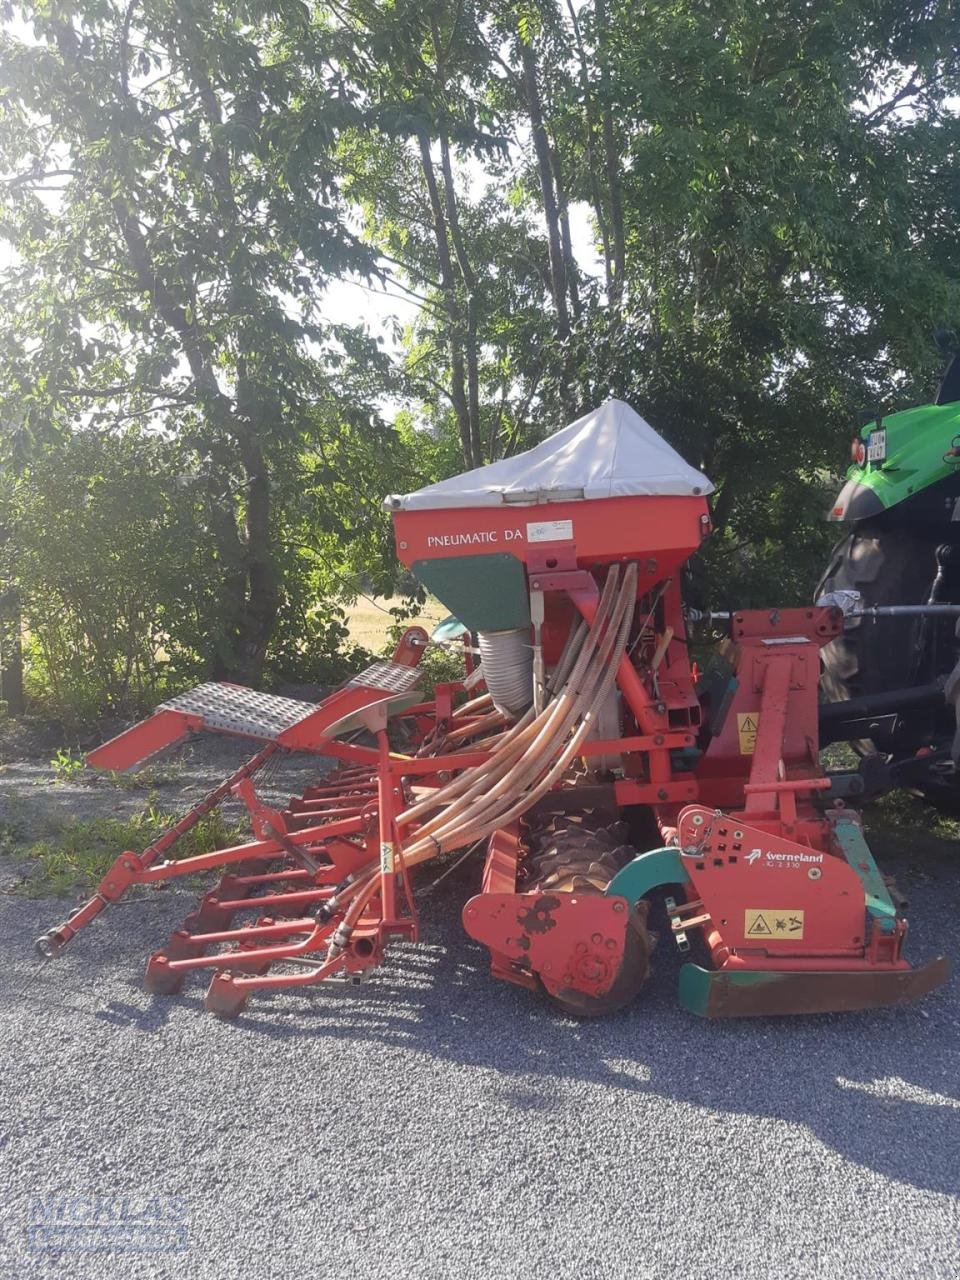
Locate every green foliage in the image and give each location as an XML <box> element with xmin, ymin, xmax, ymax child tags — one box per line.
<box><xmin>104</xmin><ymin>760</ymin><xmax>185</xmax><ymax>791</ymax></box>
<box><xmin>414</xmin><ymin>641</ymin><xmax>472</xmax><ymax>695</ymax></box>
<box><xmin>541</xmin><ymin>0</ymin><xmax>958</xmax><ymax>602</ymax></box>
<box><xmin>1</xmin><ymin>0</ymin><xmax>959</xmax><ymax>719</ymax></box>
<box><xmin>8</xmin><ymin>427</ymin><xmax>212</xmax><ymax>719</ymax></box>
<box><xmin>50</xmin><ymin>748</ymin><xmax>85</xmax><ymax>781</ymax></box>
<box><xmin>325</xmin><ymin>0</ymin><xmax>960</xmax><ymax>606</ymax></box>
<box><xmin>267</xmin><ymin>603</ymin><xmax>372</xmax><ymax>688</ymax></box>
<box><xmin>0</xmin><ymin>0</ymin><xmax>390</xmax><ymax>693</ymax></box>
<box><xmin>13</xmin><ymin>803</ymin><xmax>247</xmax><ymax>897</ymax></box>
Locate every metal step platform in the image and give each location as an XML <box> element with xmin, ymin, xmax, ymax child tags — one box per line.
<box><xmin>159</xmin><ymin>683</ymin><xmax>319</xmax><ymax>739</ymax></box>
<box><xmin>88</xmin><ymin>662</ymin><xmax>423</xmax><ymax>772</ymax></box>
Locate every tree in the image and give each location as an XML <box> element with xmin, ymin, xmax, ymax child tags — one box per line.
<box><xmin>0</xmin><ymin>0</ymin><xmax>379</xmax><ymax>682</ymax></box>
<box><xmin>7</xmin><ymin>428</ymin><xmax>214</xmax><ymax>716</ymax></box>
<box><xmin>3</xmin><ymin>0</ymin><xmax>960</xmax><ymax>723</ymax></box>
<box><xmin>564</xmin><ymin>0</ymin><xmax>960</xmax><ymax>600</ymax></box>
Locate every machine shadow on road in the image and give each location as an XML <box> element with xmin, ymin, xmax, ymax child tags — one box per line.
<box><xmin>205</xmin><ymin>846</ymin><xmax>960</xmax><ymax>1201</ymax></box>
<box><xmin>5</xmin><ymin>814</ymin><xmax>956</xmax><ymax>1203</ymax></box>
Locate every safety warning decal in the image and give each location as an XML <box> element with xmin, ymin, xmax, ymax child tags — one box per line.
<box><xmin>380</xmin><ymin>842</ymin><xmax>395</xmax><ymax>873</ymax></box>
<box><xmin>744</xmin><ymin>908</ymin><xmax>804</xmax><ymax>940</ymax></box>
<box><xmin>737</xmin><ymin>712</ymin><xmax>759</xmax><ymax>755</ymax></box>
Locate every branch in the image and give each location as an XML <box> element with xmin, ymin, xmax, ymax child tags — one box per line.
<box><xmin>403</xmin><ymin>350</ymin><xmax>455</xmax><ymax>408</ymax></box>
<box><xmin>375</xmin><ymin>249</ymin><xmax>441</xmax><ymax>292</ymax></box>
<box><xmin>51</xmin><ymin>384</ymin><xmax>194</xmax><ymax>400</ymax></box>
<box><xmin>118</xmin><ymin>0</ymin><xmax>137</xmax><ymax>100</ymax></box>
<box><xmin>78</xmin><ymin>254</ymin><xmax>138</xmax><ymax>283</ymax></box>
<box><xmin>107</xmin><ymin>401</ymin><xmax>197</xmax><ymax>422</ymax></box>
<box><xmin>1</xmin><ymin>169</ymin><xmax>76</xmax><ymax>189</ymax></box>
<box><xmin>335</xmin><ymin>275</ymin><xmax>442</xmax><ymax>314</ymax></box>
<box><xmin>862</xmin><ymin>69</ymin><xmax>948</xmax><ymax>126</ymax></box>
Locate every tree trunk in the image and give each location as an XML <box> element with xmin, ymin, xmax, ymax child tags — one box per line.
<box><xmin>437</xmin><ymin>135</ymin><xmax>483</xmax><ymax>467</ymax></box>
<box><xmin>0</xmin><ymin>587</ymin><xmax>24</xmax><ymax>717</ymax></box>
<box><xmin>233</xmin><ymin>428</ymin><xmax>280</xmax><ymax>682</ymax></box>
<box><xmin>518</xmin><ymin>37</ymin><xmax>570</xmax><ymax>340</ymax></box>
<box><xmin>205</xmin><ymin>472</ymin><xmax>248</xmax><ymax>680</ymax></box>
<box><xmin>596</xmin><ymin>0</ymin><xmax>626</xmax><ymax>320</ymax></box>
<box><xmin>418</xmin><ymin>134</ymin><xmax>477</xmax><ymax>469</ymax></box>
<box><xmin>601</xmin><ymin>111</ymin><xmax>626</xmax><ymax>316</ymax></box>
<box><xmin>551</xmin><ymin>143</ymin><xmax>581</xmax><ymax>320</ymax></box>
<box><xmin>564</xmin><ymin>0</ymin><xmax>613</xmax><ymax>297</ymax></box>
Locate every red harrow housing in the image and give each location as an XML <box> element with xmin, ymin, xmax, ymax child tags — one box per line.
<box><xmin>38</xmin><ymin>401</ymin><xmax>949</xmax><ymax>1018</ymax></box>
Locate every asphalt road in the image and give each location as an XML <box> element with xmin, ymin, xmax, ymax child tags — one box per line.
<box><xmin>1</xmin><ymin>822</ymin><xmax>959</xmax><ymax>1280</ymax></box>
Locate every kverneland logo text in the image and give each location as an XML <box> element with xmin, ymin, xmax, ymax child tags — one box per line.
<box><xmin>746</xmin><ymin>849</ymin><xmax>824</xmax><ymax>868</ymax></box>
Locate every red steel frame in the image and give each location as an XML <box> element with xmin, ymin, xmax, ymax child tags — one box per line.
<box><xmin>38</xmin><ymin>489</ymin><xmax>943</xmax><ymax>1017</ymax></box>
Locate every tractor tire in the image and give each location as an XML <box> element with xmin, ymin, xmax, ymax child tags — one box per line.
<box><xmin>817</xmin><ymin>523</ymin><xmax>938</xmax><ymax>753</ymax></box>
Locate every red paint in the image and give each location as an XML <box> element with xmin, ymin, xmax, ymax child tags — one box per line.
<box><xmin>43</xmin><ymin>488</ymin><xmax>941</xmax><ymax>1019</ymax></box>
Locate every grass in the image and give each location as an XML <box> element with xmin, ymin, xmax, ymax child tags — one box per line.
<box><xmin>820</xmin><ymin>743</ymin><xmax>960</xmax><ymax>858</ymax></box>
<box><xmin>104</xmin><ymin>760</ymin><xmax>185</xmax><ymax>791</ymax></box>
<box><xmin>343</xmin><ymin>595</ymin><xmax>447</xmax><ymax>650</ymax></box>
<box><xmin>866</xmin><ymin>786</ymin><xmax>960</xmax><ymax>858</ymax></box>
<box><xmin>9</xmin><ymin>803</ymin><xmax>247</xmax><ymax>897</ymax></box>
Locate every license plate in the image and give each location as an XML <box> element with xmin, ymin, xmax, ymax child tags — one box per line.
<box><xmin>867</xmin><ymin>429</ymin><xmax>886</xmax><ymax>463</ymax></box>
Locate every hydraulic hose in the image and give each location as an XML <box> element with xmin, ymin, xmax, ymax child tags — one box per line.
<box><xmin>406</xmin><ymin>565</ymin><xmax>636</xmax><ymax>859</ymax></box>
<box><xmin>328</xmin><ymin>566</ymin><xmax>639</xmax><ymax>923</ymax></box>
<box><xmin>399</xmin><ymin>572</ymin><xmax>620</xmax><ymax>834</ymax></box>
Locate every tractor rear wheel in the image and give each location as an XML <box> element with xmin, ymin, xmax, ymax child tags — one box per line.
<box><xmin>520</xmin><ymin>815</ymin><xmax>654</xmax><ymax>1017</ymax></box>
<box><xmin>817</xmin><ymin>523</ymin><xmax>939</xmax><ymax>753</ymax></box>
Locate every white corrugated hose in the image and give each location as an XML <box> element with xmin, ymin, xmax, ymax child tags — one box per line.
<box><xmin>477</xmin><ymin>627</ymin><xmax>533</xmax><ymax>717</ymax></box>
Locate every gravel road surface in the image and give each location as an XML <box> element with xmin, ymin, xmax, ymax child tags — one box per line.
<box><xmin>0</xmin><ymin>756</ymin><xmax>958</xmax><ymax>1279</ymax></box>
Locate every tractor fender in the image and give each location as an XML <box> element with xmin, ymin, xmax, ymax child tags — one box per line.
<box><xmin>604</xmin><ymin>847</ymin><xmax>691</xmax><ymax>906</ymax></box>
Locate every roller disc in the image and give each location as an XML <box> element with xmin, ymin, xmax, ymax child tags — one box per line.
<box><xmin>520</xmin><ymin>816</ymin><xmax>655</xmax><ymax>1017</ymax></box>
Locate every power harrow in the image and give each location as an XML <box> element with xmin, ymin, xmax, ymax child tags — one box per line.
<box><xmin>37</xmin><ymin>400</ymin><xmax>950</xmax><ymax>1018</ymax></box>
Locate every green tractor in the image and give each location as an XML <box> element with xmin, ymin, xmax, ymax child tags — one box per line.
<box><xmin>817</xmin><ymin>333</ymin><xmax>960</xmax><ymax>799</ymax></box>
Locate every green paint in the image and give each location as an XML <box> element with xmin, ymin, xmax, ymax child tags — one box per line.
<box><xmin>831</xmin><ymin>817</ymin><xmax>897</xmax><ymax>934</ymax></box>
<box><xmin>845</xmin><ymin>400</ymin><xmax>960</xmax><ymax>511</ymax></box>
<box><xmin>605</xmin><ymin>847</ymin><xmax>691</xmax><ymax>904</ymax></box>
<box><xmin>412</xmin><ymin>553</ymin><xmax>530</xmax><ymax>633</ymax></box>
<box><xmin>678</xmin><ymin>964</ymin><xmax>781</xmax><ymax>1016</ymax></box>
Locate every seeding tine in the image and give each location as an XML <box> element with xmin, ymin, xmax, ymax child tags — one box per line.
<box><xmin>139</xmin><ymin>753</ymin><xmax>393</xmax><ymax>1002</ymax></box>
<box><xmin>182</xmin><ymin>893</ymin><xmax>237</xmax><ymax>935</ymax></box>
<box><xmin>204</xmin><ymin>957</ymin><xmax>344</xmax><ymax>1018</ymax></box>
<box><xmin>162</xmin><ymin>927</ymin><xmax>326</xmax><ymax>971</ymax></box>
<box><xmin>144</xmin><ymin>930</ymin><xmax>208</xmax><ymax>995</ymax></box>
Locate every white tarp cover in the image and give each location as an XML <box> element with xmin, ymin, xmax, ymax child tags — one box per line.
<box><xmin>387</xmin><ymin>398</ymin><xmax>714</xmax><ymax>511</ymax></box>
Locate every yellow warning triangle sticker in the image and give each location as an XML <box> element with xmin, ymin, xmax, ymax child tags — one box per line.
<box><xmin>745</xmin><ymin>911</ymin><xmax>773</xmax><ymax>936</ymax></box>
